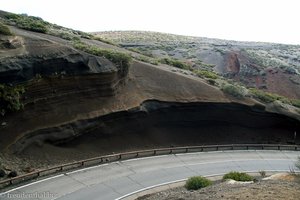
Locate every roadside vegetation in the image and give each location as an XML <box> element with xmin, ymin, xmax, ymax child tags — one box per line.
<box><xmin>0</xmin><ymin>84</ymin><xmax>25</xmax><ymax>116</ymax></box>
<box><xmin>185</xmin><ymin>176</ymin><xmax>212</xmax><ymax>190</ymax></box>
<box><xmin>223</xmin><ymin>171</ymin><xmax>253</xmax><ymax>181</ymax></box>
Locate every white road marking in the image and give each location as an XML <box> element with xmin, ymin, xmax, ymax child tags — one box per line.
<box><xmin>0</xmin><ymin>174</ymin><xmax>64</xmax><ymax>195</ymax></box>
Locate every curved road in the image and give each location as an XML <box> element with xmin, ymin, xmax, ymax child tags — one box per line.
<box><xmin>1</xmin><ymin>150</ymin><xmax>299</xmax><ymax>200</ymax></box>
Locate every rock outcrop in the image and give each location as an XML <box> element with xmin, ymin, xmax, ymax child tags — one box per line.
<box><xmin>0</xmin><ymin>32</ymin><xmax>120</xmax><ymax>84</ymax></box>
<box><xmin>0</xmin><ymin>20</ymin><xmax>299</xmax><ymax>165</ymax></box>
<box><xmin>11</xmin><ymin>100</ymin><xmax>300</xmax><ymax>154</ymax></box>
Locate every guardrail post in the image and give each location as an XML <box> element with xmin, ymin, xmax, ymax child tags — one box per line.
<box><xmin>119</xmin><ymin>154</ymin><xmax>122</xmax><ymax>160</ymax></box>
<box><xmin>262</xmin><ymin>146</ymin><xmax>264</xmax><ymax>150</ymax></box>
<box><xmin>154</xmin><ymin>150</ymin><xmax>156</xmax><ymax>155</ymax></box>
<box><xmin>60</xmin><ymin>166</ymin><xmax>63</xmax><ymax>171</ymax></box>
<box><xmin>278</xmin><ymin>146</ymin><xmax>280</xmax><ymax>150</ymax></box>
<box><xmin>170</xmin><ymin>149</ymin><xmax>172</xmax><ymax>154</ymax></box>
<box><xmin>136</xmin><ymin>153</ymin><xmax>139</xmax><ymax>158</ymax></box>
<box><xmin>9</xmin><ymin>180</ymin><xmax>12</xmax><ymax>185</ymax></box>
<box><xmin>295</xmin><ymin>146</ymin><xmax>297</xmax><ymax>151</ymax></box>
<box><xmin>216</xmin><ymin>146</ymin><xmax>219</xmax><ymax>151</ymax></box>
<box><xmin>81</xmin><ymin>161</ymin><xmax>84</xmax><ymax>166</ymax></box>
<box><xmin>185</xmin><ymin>148</ymin><xmax>188</xmax><ymax>153</ymax></box>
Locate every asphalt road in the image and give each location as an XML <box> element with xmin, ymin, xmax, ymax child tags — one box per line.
<box><xmin>1</xmin><ymin>150</ymin><xmax>299</xmax><ymax>200</ymax></box>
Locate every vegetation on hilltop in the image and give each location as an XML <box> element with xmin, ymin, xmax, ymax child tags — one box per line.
<box><xmin>73</xmin><ymin>40</ymin><xmax>132</xmax><ymax>69</ymax></box>
<box><xmin>1</xmin><ymin>11</ymin><xmax>93</xmax><ymax>39</ymax></box>
<box><xmin>94</xmin><ymin>31</ymin><xmax>300</xmax><ymax>102</ymax></box>
<box><xmin>4</xmin><ymin>13</ymin><xmax>48</xmax><ymax>33</ymax></box>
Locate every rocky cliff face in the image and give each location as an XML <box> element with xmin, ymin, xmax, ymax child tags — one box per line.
<box><xmin>11</xmin><ymin>100</ymin><xmax>300</xmax><ymax>154</ymax></box>
<box><xmin>224</xmin><ymin>52</ymin><xmax>240</xmax><ymax>74</ymax></box>
<box><xmin>0</xmin><ymin>30</ymin><xmax>120</xmax><ymax>84</ymax></box>
<box><xmin>0</xmin><ymin>15</ymin><xmax>300</xmax><ymax>168</ymax></box>
<box><xmin>0</xmin><ymin>26</ymin><xmax>131</xmax><ymax>152</ymax></box>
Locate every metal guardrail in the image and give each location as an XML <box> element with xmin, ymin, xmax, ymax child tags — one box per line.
<box><xmin>0</xmin><ymin>144</ymin><xmax>299</xmax><ymax>189</ymax></box>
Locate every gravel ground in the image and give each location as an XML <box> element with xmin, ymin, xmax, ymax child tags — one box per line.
<box><xmin>137</xmin><ymin>180</ymin><xmax>300</xmax><ymax>200</ymax></box>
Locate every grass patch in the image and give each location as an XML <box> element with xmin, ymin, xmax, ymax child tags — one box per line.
<box><xmin>0</xmin><ymin>22</ymin><xmax>13</xmax><ymax>35</ymax></box>
<box><xmin>93</xmin><ymin>36</ymin><xmax>117</xmax><ymax>46</ymax></box>
<box><xmin>0</xmin><ymin>84</ymin><xmax>25</xmax><ymax>116</ymax></box>
<box><xmin>223</xmin><ymin>171</ymin><xmax>253</xmax><ymax>181</ymax></box>
<box><xmin>249</xmin><ymin>88</ymin><xmax>285</xmax><ymax>103</ymax></box>
<box><xmin>291</xmin><ymin>99</ymin><xmax>300</xmax><ymax>108</ymax></box>
<box><xmin>136</xmin><ymin>56</ymin><xmax>159</xmax><ymax>65</ymax></box>
<box><xmin>73</xmin><ymin>41</ymin><xmax>132</xmax><ymax>69</ymax></box>
<box><xmin>160</xmin><ymin>57</ymin><xmax>191</xmax><ymax>70</ymax></box>
<box><xmin>185</xmin><ymin>176</ymin><xmax>212</xmax><ymax>190</ymax></box>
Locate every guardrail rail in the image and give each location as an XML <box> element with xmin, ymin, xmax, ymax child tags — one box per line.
<box><xmin>0</xmin><ymin>144</ymin><xmax>299</xmax><ymax>189</ymax></box>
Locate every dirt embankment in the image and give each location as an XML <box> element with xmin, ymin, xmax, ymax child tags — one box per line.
<box><xmin>138</xmin><ymin>180</ymin><xmax>300</xmax><ymax>200</ymax></box>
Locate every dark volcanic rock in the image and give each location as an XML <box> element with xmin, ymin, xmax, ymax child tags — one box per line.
<box><xmin>10</xmin><ymin>100</ymin><xmax>300</xmax><ymax>153</ymax></box>
<box><xmin>0</xmin><ymin>35</ymin><xmax>117</xmax><ymax>84</ymax></box>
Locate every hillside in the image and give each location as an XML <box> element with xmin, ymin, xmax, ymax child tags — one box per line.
<box><xmin>0</xmin><ymin>10</ymin><xmax>300</xmax><ymax>176</ymax></box>
<box><xmin>95</xmin><ymin>31</ymin><xmax>300</xmax><ymax>99</ymax></box>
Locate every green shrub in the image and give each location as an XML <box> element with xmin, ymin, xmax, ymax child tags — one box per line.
<box><xmin>194</xmin><ymin>70</ymin><xmax>219</xmax><ymax>79</ymax></box>
<box><xmin>73</xmin><ymin>41</ymin><xmax>132</xmax><ymax>69</ymax></box>
<box><xmin>0</xmin><ymin>84</ymin><xmax>25</xmax><ymax>116</ymax></box>
<box><xmin>160</xmin><ymin>58</ymin><xmax>191</xmax><ymax>70</ymax></box>
<box><xmin>223</xmin><ymin>171</ymin><xmax>253</xmax><ymax>181</ymax></box>
<box><xmin>0</xmin><ymin>22</ymin><xmax>13</xmax><ymax>35</ymax></box>
<box><xmin>185</xmin><ymin>176</ymin><xmax>212</xmax><ymax>190</ymax></box>
<box><xmin>221</xmin><ymin>84</ymin><xmax>245</xmax><ymax>98</ymax></box>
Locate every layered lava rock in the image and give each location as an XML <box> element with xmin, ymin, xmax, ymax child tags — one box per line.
<box><xmin>0</xmin><ymin>21</ymin><xmax>299</xmax><ymax>166</ymax></box>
